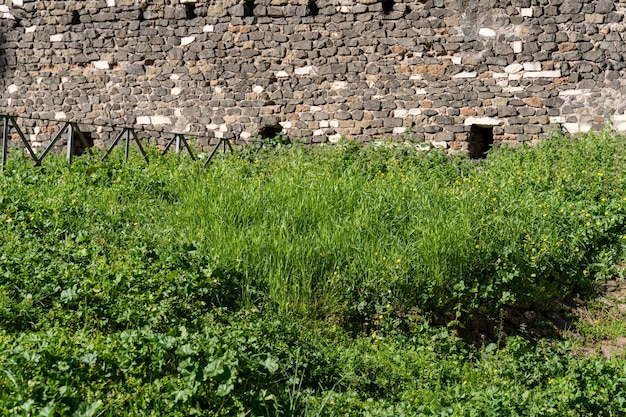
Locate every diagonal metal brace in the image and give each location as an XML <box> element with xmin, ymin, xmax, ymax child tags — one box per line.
<box><xmin>161</xmin><ymin>133</ymin><xmax>197</xmax><ymax>161</ymax></box>
<box><xmin>204</xmin><ymin>138</ymin><xmax>234</xmax><ymax>167</ymax></box>
<box><xmin>102</xmin><ymin>127</ymin><xmax>149</xmax><ymax>163</ymax></box>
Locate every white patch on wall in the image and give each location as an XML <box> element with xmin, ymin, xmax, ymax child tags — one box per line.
<box><xmin>252</xmin><ymin>85</ymin><xmax>264</xmax><ymax>93</ymax></box>
<box><xmin>180</xmin><ymin>36</ymin><xmax>195</xmax><ymax>46</ymax></box>
<box><xmin>393</xmin><ymin>127</ymin><xmax>407</xmax><ymax>134</ymax></box>
<box><xmin>25</xmin><ymin>25</ymin><xmax>37</xmax><ymax>33</ymax></box>
<box><xmin>171</xmin><ymin>87</ymin><xmax>182</xmax><ymax>95</ymax></box>
<box><xmin>394</xmin><ymin>109</ymin><xmax>408</xmax><ymax>118</ymax></box>
<box><xmin>614</xmin><ymin>114</ymin><xmax>626</xmax><ymax>132</ymax></box>
<box><xmin>512</xmin><ymin>41</ymin><xmax>522</xmax><ymax>53</ymax></box>
<box><xmin>13</xmin><ymin>0</ymin><xmax>24</xmax><ymax>6</ymax></box>
<box><xmin>331</xmin><ymin>81</ymin><xmax>347</xmax><ymax>90</ymax></box>
<box><xmin>151</xmin><ymin>116</ymin><xmax>171</xmax><ymax>125</ymax></box>
<box><xmin>294</xmin><ymin>66</ymin><xmax>314</xmax><ymax>75</ymax></box>
<box><xmin>279</xmin><ymin>121</ymin><xmax>292</xmax><ymax>129</ymax></box>
<box><xmin>452</xmin><ymin>71</ymin><xmax>477</xmax><ymax>78</ymax></box>
<box><xmin>7</xmin><ymin>84</ymin><xmax>18</xmax><ymax>94</ymax></box>
<box><xmin>523</xmin><ymin>70</ymin><xmax>561</xmax><ymax>78</ymax></box>
<box><xmin>504</xmin><ymin>63</ymin><xmax>523</xmax><ymax>73</ymax></box>
<box><xmin>50</xmin><ymin>34</ymin><xmax>63</xmax><ymax>42</ymax></box>
<box><xmin>136</xmin><ymin>116</ymin><xmax>151</xmax><ymax>125</ymax></box>
<box><xmin>478</xmin><ymin>28</ymin><xmax>496</xmax><ymax>37</ymax></box>
<box><xmin>107</xmin><ymin>0</ymin><xmax>115</xmax><ymax>6</ymax></box>
<box><xmin>464</xmin><ymin>117</ymin><xmax>502</xmax><ymax>126</ymax></box>
<box><xmin>55</xmin><ymin>112</ymin><xmax>66</xmax><ymax>120</ymax></box>
<box><xmin>92</xmin><ymin>61</ymin><xmax>110</xmax><ymax>70</ymax></box>
<box><xmin>523</xmin><ymin>62</ymin><xmax>542</xmax><ymax>71</ymax></box>
<box><xmin>203</xmin><ymin>25</ymin><xmax>214</xmax><ymax>32</ymax></box>
<box><xmin>520</xmin><ymin>8</ymin><xmax>533</xmax><ymax>17</ymax></box>
<box><xmin>275</xmin><ymin>71</ymin><xmax>289</xmax><ymax>78</ymax></box>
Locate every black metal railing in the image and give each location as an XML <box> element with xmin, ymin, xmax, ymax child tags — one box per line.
<box><xmin>0</xmin><ymin>114</ymin><xmax>234</xmax><ymax>171</ymax></box>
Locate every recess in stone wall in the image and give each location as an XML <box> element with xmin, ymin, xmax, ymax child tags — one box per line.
<box><xmin>381</xmin><ymin>0</ymin><xmax>394</xmax><ymax>14</ymax></box>
<box><xmin>184</xmin><ymin>3</ymin><xmax>196</xmax><ymax>19</ymax></box>
<box><xmin>469</xmin><ymin>126</ymin><xmax>494</xmax><ymax>160</ymax></box>
<box><xmin>244</xmin><ymin>0</ymin><xmax>255</xmax><ymax>17</ymax></box>
<box><xmin>307</xmin><ymin>0</ymin><xmax>319</xmax><ymax>17</ymax></box>
<box><xmin>259</xmin><ymin>124</ymin><xmax>283</xmax><ymax>141</ymax></box>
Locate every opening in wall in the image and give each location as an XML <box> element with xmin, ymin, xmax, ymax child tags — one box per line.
<box><xmin>244</xmin><ymin>0</ymin><xmax>255</xmax><ymax>17</ymax></box>
<box><xmin>71</xmin><ymin>10</ymin><xmax>80</xmax><ymax>25</ymax></box>
<box><xmin>258</xmin><ymin>124</ymin><xmax>283</xmax><ymax>141</ymax></box>
<box><xmin>381</xmin><ymin>0</ymin><xmax>394</xmax><ymax>14</ymax></box>
<box><xmin>469</xmin><ymin>125</ymin><xmax>493</xmax><ymax>159</ymax></box>
<box><xmin>184</xmin><ymin>3</ymin><xmax>197</xmax><ymax>19</ymax></box>
<box><xmin>307</xmin><ymin>0</ymin><xmax>319</xmax><ymax>16</ymax></box>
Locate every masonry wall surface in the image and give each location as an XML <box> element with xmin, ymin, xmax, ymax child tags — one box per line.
<box><xmin>0</xmin><ymin>0</ymin><xmax>625</xmax><ymax>152</ymax></box>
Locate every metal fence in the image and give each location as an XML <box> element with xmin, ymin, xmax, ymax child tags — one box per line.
<box><xmin>0</xmin><ymin>114</ymin><xmax>234</xmax><ymax>171</ymax></box>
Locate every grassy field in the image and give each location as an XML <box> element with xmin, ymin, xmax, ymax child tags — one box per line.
<box><xmin>1</xmin><ymin>130</ymin><xmax>626</xmax><ymax>415</ymax></box>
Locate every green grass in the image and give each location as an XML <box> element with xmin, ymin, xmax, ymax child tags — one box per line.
<box><xmin>1</xmin><ymin>130</ymin><xmax>626</xmax><ymax>415</ymax></box>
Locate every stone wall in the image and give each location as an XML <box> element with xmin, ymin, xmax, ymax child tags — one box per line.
<box><xmin>0</xmin><ymin>0</ymin><xmax>625</xmax><ymax>154</ymax></box>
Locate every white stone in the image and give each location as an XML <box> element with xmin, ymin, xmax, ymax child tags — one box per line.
<box><xmin>313</xmin><ymin>129</ymin><xmax>325</xmax><ymax>136</ymax></box>
<box><xmin>294</xmin><ymin>66</ymin><xmax>314</xmax><ymax>75</ymax></box>
<box><xmin>50</xmin><ymin>34</ymin><xmax>63</xmax><ymax>42</ymax></box>
<box><xmin>171</xmin><ymin>87</ymin><xmax>182</xmax><ymax>95</ymax></box>
<box><xmin>310</xmin><ymin>106</ymin><xmax>322</xmax><ymax>112</ymax></box>
<box><xmin>240</xmin><ymin>132</ymin><xmax>251</xmax><ymax>140</ymax></box>
<box><xmin>504</xmin><ymin>86</ymin><xmax>524</xmax><ymax>92</ymax></box>
<box><xmin>512</xmin><ymin>41</ymin><xmax>522</xmax><ymax>53</ymax></box>
<box><xmin>151</xmin><ymin>116</ymin><xmax>171</xmax><ymax>125</ymax></box>
<box><xmin>279</xmin><ymin>121</ymin><xmax>292</xmax><ymax>129</ymax></box>
<box><xmin>275</xmin><ymin>71</ymin><xmax>289</xmax><ymax>78</ymax></box>
<box><xmin>25</xmin><ymin>25</ymin><xmax>37</xmax><ymax>33</ymax></box>
<box><xmin>508</xmin><ymin>74</ymin><xmax>523</xmax><ymax>81</ymax></box>
<box><xmin>559</xmin><ymin>89</ymin><xmax>584</xmax><ymax>96</ymax></box>
<box><xmin>7</xmin><ymin>84</ymin><xmax>17</xmax><ymax>94</ymax></box>
<box><xmin>252</xmin><ymin>85</ymin><xmax>263</xmax><ymax>93</ymax></box>
<box><xmin>136</xmin><ymin>116</ymin><xmax>151</xmax><ymax>125</ymax></box>
<box><xmin>452</xmin><ymin>71</ymin><xmax>477</xmax><ymax>78</ymax></box>
<box><xmin>2</xmin><ymin>13</ymin><xmax>15</xmax><ymax>19</ymax></box>
<box><xmin>614</xmin><ymin>115</ymin><xmax>626</xmax><ymax>132</ymax></box>
<box><xmin>219</xmin><ymin>124</ymin><xmax>228</xmax><ymax>132</ymax></box>
<box><xmin>206</xmin><ymin>124</ymin><xmax>219</xmax><ymax>130</ymax></box>
<box><xmin>523</xmin><ymin>62</ymin><xmax>542</xmax><ymax>71</ymax></box>
<box><xmin>0</xmin><ymin>6</ymin><xmax>9</xmax><ymax>13</ymax></box>
<box><xmin>328</xmin><ymin>134</ymin><xmax>342</xmax><ymax>143</ymax></box>
<box><xmin>415</xmin><ymin>88</ymin><xmax>427</xmax><ymax>94</ymax></box>
<box><xmin>338</xmin><ymin>6</ymin><xmax>351</xmax><ymax>13</ymax></box>
<box><xmin>521</xmin><ymin>8</ymin><xmax>533</xmax><ymax>17</ymax></box>
<box><xmin>504</xmin><ymin>63</ymin><xmax>523</xmax><ymax>73</ymax></box>
<box><xmin>319</xmin><ymin>120</ymin><xmax>329</xmax><ymax>128</ymax></box>
<box><xmin>492</xmin><ymin>72</ymin><xmax>508</xmax><ymax>78</ymax></box>
<box><xmin>54</xmin><ymin>112</ymin><xmax>66</xmax><ymax>120</ymax></box>
<box><xmin>451</xmin><ymin>56</ymin><xmax>462</xmax><ymax>65</ymax></box>
<box><xmin>170</xmin><ymin>74</ymin><xmax>180</xmax><ymax>80</ymax></box>
<box><xmin>329</xmin><ymin>120</ymin><xmax>339</xmax><ymax>128</ymax></box>
<box><xmin>479</xmin><ymin>28</ymin><xmax>496</xmax><ymax>37</ymax></box>
<box><xmin>12</xmin><ymin>0</ymin><xmax>23</xmax><ymax>6</ymax></box>
<box><xmin>331</xmin><ymin>81</ymin><xmax>347</xmax><ymax>90</ymax></box>
<box><xmin>393</xmin><ymin>127</ymin><xmax>407</xmax><ymax>134</ymax></box>
<box><xmin>410</xmin><ymin>74</ymin><xmax>423</xmax><ymax>80</ymax></box>
<box><xmin>464</xmin><ymin>117</ymin><xmax>502</xmax><ymax>126</ymax></box>
<box><xmin>93</xmin><ymin>60</ymin><xmax>110</xmax><ymax>69</ymax></box>
<box><xmin>394</xmin><ymin>109</ymin><xmax>408</xmax><ymax>118</ymax></box>
<box><xmin>174</xmin><ymin>108</ymin><xmax>182</xmax><ymax>117</ymax></box>
<box><xmin>408</xmin><ymin>108</ymin><xmax>422</xmax><ymax>116</ymax></box>
<box><xmin>107</xmin><ymin>0</ymin><xmax>115</xmax><ymax>6</ymax></box>
<box><xmin>203</xmin><ymin>25</ymin><xmax>214</xmax><ymax>32</ymax></box>
<box><xmin>215</xmin><ymin>131</ymin><xmax>224</xmax><ymax>139</ymax></box>
<box><xmin>180</xmin><ymin>36</ymin><xmax>195</xmax><ymax>46</ymax></box>
<box><xmin>431</xmin><ymin>141</ymin><xmax>449</xmax><ymax>149</ymax></box>
<box><xmin>523</xmin><ymin>70</ymin><xmax>561</xmax><ymax>78</ymax></box>
<box><xmin>550</xmin><ymin>116</ymin><xmax>565</xmax><ymax>124</ymax></box>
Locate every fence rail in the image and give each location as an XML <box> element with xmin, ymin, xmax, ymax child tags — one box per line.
<box><xmin>0</xmin><ymin>114</ymin><xmax>234</xmax><ymax>171</ymax></box>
